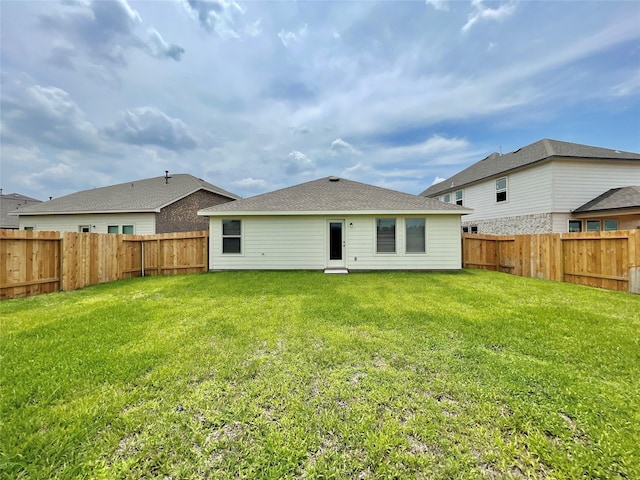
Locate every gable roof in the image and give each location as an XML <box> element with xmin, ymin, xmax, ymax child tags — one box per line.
<box><xmin>15</xmin><ymin>174</ymin><xmax>240</xmax><ymax>216</ymax></box>
<box><xmin>1</xmin><ymin>193</ymin><xmax>42</xmax><ymax>228</ymax></box>
<box><xmin>198</xmin><ymin>176</ymin><xmax>472</xmax><ymax>216</ymax></box>
<box><xmin>573</xmin><ymin>186</ymin><xmax>640</xmax><ymax>213</ymax></box>
<box><xmin>421</xmin><ymin>139</ymin><xmax>640</xmax><ymax>197</ymax></box>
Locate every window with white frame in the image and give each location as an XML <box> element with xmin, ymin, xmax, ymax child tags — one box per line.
<box><xmin>122</xmin><ymin>225</ymin><xmax>134</xmax><ymax>234</ymax></box>
<box><xmin>496</xmin><ymin>177</ymin><xmax>507</xmax><ymax>203</ymax></box>
<box><xmin>405</xmin><ymin>218</ymin><xmax>426</xmax><ymax>253</ymax></box>
<box><xmin>603</xmin><ymin>219</ymin><xmax>618</xmax><ymax>231</ymax></box>
<box><xmin>79</xmin><ymin>225</ymin><xmax>91</xmax><ymax>233</ymax></box>
<box><xmin>108</xmin><ymin>225</ymin><xmax>119</xmax><ymax>234</ymax></box>
<box><xmin>443</xmin><ymin>193</ymin><xmax>451</xmax><ymax>203</ymax></box>
<box><xmin>376</xmin><ymin>218</ymin><xmax>396</xmax><ymax>253</ymax></box>
<box><xmin>222</xmin><ymin>219</ymin><xmax>242</xmax><ymax>254</ymax></box>
<box><xmin>455</xmin><ymin>190</ymin><xmax>463</xmax><ymax>206</ymax></box>
<box><xmin>586</xmin><ymin>220</ymin><xmax>600</xmax><ymax>232</ymax></box>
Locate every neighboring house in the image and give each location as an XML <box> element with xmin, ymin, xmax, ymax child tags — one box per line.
<box><xmin>570</xmin><ymin>186</ymin><xmax>640</xmax><ymax>232</ymax></box>
<box><xmin>420</xmin><ymin>139</ymin><xmax>640</xmax><ymax>234</ymax></box>
<box><xmin>14</xmin><ymin>174</ymin><xmax>240</xmax><ymax>234</ymax></box>
<box><xmin>1</xmin><ymin>193</ymin><xmax>42</xmax><ymax>229</ymax></box>
<box><xmin>198</xmin><ymin>176</ymin><xmax>472</xmax><ymax>272</ymax></box>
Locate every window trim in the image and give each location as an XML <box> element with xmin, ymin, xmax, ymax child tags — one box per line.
<box><xmin>405</xmin><ymin>218</ymin><xmax>426</xmax><ymax>254</ymax></box>
<box><xmin>443</xmin><ymin>193</ymin><xmax>451</xmax><ymax>203</ymax></box>
<box><xmin>495</xmin><ymin>177</ymin><xmax>508</xmax><ymax>203</ymax></box>
<box><xmin>568</xmin><ymin>220</ymin><xmax>582</xmax><ymax>232</ymax></box>
<box><xmin>108</xmin><ymin>225</ymin><xmax>119</xmax><ymax>234</ymax></box>
<box><xmin>222</xmin><ymin>219</ymin><xmax>242</xmax><ymax>255</ymax></box>
<box><xmin>375</xmin><ymin>217</ymin><xmax>397</xmax><ymax>254</ymax></box>
<box><xmin>455</xmin><ymin>190</ymin><xmax>463</xmax><ymax>206</ymax></box>
<box><xmin>603</xmin><ymin>219</ymin><xmax>618</xmax><ymax>231</ymax></box>
<box><xmin>79</xmin><ymin>225</ymin><xmax>91</xmax><ymax>233</ymax></box>
<box><xmin>122</xmin><ymin>225</ymin><xmax>134</xmax><ymax>235</ymax></box>
<box><xmin>586</xmin><ymin>219</ymin><xmax>601</xmax><ymax>232</ymax></box>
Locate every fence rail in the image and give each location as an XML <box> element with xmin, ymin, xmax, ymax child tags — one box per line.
<box><xmin>3</xmin><ymin>229</ymin><xmax>638</xmax><ymax>299</ymax></box>
<box><xmin>462</xmin><ymin>230</ymin><xmax>640</xmax><ymax>294</ymax></box>
<box><xmin>1</xmin><ymin>230</ymin><xmax>208</xmax><ymax>299</ymax></box>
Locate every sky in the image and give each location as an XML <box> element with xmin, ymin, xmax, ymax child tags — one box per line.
<box><xmin>1</xmin><ymin>0</ymin><xmax>639</xmax><ymax>200</ymax></box>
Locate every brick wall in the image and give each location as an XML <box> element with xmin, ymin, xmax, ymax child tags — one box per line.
<box><xmin>156</xmin><ymin>190</ymin><xmax>235</xmax><ymax>233</ymax></box>
<box><xmin>463</xmin><ymin>213</ymin><xmax>552</xmax><ymax>235</ymax></box>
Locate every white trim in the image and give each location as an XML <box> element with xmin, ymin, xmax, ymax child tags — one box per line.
<box><xmin>326</xmin><ymin>219</ymin><xmax>346</xmax><ymax>268</ymax></box>
<box><xmin>198</xmin><ymin>209</ymin><xmax>472</xmax><ymax>217</ymax></box>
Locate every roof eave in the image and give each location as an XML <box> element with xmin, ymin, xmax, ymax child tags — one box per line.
<box><xmin>11</xmin><ymin>209</ymin><xmax>160</xmax><ymax>216</ymax></box>
<box><xmin>198</xmin><ymin>208</ymin><xmax>473</xmax><ymax>216</ymax></box>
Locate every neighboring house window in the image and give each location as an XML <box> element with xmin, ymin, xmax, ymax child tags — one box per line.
<box><xmin>443</xmin><ymin>193</ymin><xmax>451</xmax><ymax>203</ymax></box>
<box><xmin>122</xmin><ymin>225</ymin><xmax>134</xmax><ymax>234</ymax></box>
<box><xmin>462</xmin><ymin>226</ymin><xmax>469</xmax><ymax>233</ymax></box>
<box><xmin>455</xmin><ymin>190</ymin><xmax>463</xmax><ymax>206</ymax></box>
<box><xmin>406</xmin><ymin>218</ymin><xmax>426</xmax><ymax>253</ymax></box>
<box><xmin>496</xmin><ymin>177</ymin><xmax>508</xmax><ymax>203</ymax></box>
<box><xmin>108</xmin><ymin>225</ymin><xmax>119</xmax><ymax>234</ymax></box>
<box><xmin>376</xmin><ymin>218</ymin><xmax>396</xmax><ymax>253</ymax></box>
<box><xmin>603</xmin><ymin>219</ymin><xmax>618</xmax><ymax>231</ymax></box>
<box><xmin>586</xmin><ymin>220</ymin><xmax>600</xmax><ymax>232</ymax></box>
<box><xmin>470</xmin><ymin>226</ymin><xmax>478</xmax><ymax>233</ymax></box>
<box><xmin>24</xmin><ymin>226</ymin><xmax>34</xmax><ymax>231</ymax></box>
<box><xmin>79</xmin><ymin>225</ymin><xmax>91</xmax><ymax>233</ymax></box>
<box><xmin>568</xmin><ymin>220</ymin><xmax>582</xmax><ymax>232</ymax></box>
<box><xmin>222</xmin><ymin>219</ymin><xmax>242</xmax><ymax>254</ymax></box>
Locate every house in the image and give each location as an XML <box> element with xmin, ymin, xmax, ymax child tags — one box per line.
<box><xmin>420</xmin><ymin>139</ymin><xmax>640</xmax><ymax>234</ymax></box>
<box><xmin>570</xmin><ymin>186</ymin><xmax>640</xmax><ymax>232</ymax></box>
<box><xmin>14</xmin><ymin>173</ymin><xmax>240</xmax><ymax>234</ymax></box>
<box><xmin>197</xmin><ymin>176</ymin><xmax>472</xmax><ymax>272</ymax></box>
<box><xmin>1</xmin><ymin>193</ymin><xmax>42</xmax><ymax>229</ymax></box>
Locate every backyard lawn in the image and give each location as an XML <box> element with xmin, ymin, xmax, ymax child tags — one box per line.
<box><xmin>1</xmin><ymin>269</ymin><xmax>639</xmax><ymax>479</ymax></box>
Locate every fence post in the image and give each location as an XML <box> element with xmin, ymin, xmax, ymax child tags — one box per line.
<box><xmin>629</xmin><ymin>230</ymin><xmax>639</xmax><ymax>294</ymax></box>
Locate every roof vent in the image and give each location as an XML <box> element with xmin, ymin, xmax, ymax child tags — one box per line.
<box><xmin>329</xmin><ymin>176</ymin><xmax>340</xmax><ymax>182</ymax></box>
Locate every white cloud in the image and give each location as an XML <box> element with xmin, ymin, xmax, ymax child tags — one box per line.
<box><xmin>233</xmin><ymin>177</ymin><xmax>268</xmax><ymax>188</ymax></box>
<box><xmin>1</xmin><ymin>83</ymin><xmax>100</xmax><ymax>151</ymax></box>
<box><xmin>330</xmin><ymin>138</ymin><xmax>360</xmax><ymax>156</ymax></box>
<box><xmin>425</xmin><ymin>0</ymin><xmax>449</xmax><ymax>12</ymax></box>
<box><xmin>431</xmin><ymin>176</ymin><xmax>446</xmax><ymax>185</ymax></box>
<box><xmin>38</xmin><ymin>0</ymin><xmax>183</xmax><ymax>77</ymax></box>
<box><xmin>278</xmin><ymin>24</ymin><xmax>308</xmax><ymax>47</ymax></box>
<box><xmin>183</xmin><ymin>0</ymin><xmax>245</xmax><ymax>38</ymax></box>
<box><xmin>462</xmin><ymin>0</ymin><xmax>517</xmax><ymax>33</ymax></box>
<box><xmin>611</xmin><ymin>70</ymin><xmax>640</xmax><ymax>97</ymax></box>
<box><xmin>104</xmin><ymin>107</ymin><xmax>198</xmax><ymax>150</ymax></box>
<box><xmin>285</xmin><ymin>150</ymin><xmax>315</xmax><ymax>175</ymax></box>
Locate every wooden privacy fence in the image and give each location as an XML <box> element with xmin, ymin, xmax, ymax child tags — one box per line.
<box><xmin>1</xmin><ymin>230</ymin><xmax>208</xmax><ymax>299</ymax></box>
<box><xmin>462</xmin><ymin>230</ymin><xmax>640</xmax><ymax>294</ymax></box>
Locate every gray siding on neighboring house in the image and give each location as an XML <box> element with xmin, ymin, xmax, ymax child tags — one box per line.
<box><xmin>156</xmin><ymin>190</ymin><xmax>236</xmax><ymax>233</ymax></box>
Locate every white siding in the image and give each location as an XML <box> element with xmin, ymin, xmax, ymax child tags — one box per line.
<box><xmin>18</xmin><ymin>213</ymin><xmax>156</xmax><ymax>234</ymax></box>
<box><xmin>550</xmin><ymin>159</ymin><xmax>640</xmax><ymax>212</ymax></box>
<box><xmin>209</xmin><ymin>214</ymin><xmax>463</xmax><ymax>271</ymax></box>
<box><xmin>458</xmin><ymin>162</ymin><xmax>553</xmax><ymax>223</ymax></box>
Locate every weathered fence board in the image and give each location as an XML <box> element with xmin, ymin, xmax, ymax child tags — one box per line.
<box><xmin>1</xmin><ymin>231</ymin><xmax>208</xmax><ymax>299</ymax></box>
<box><xmin>463</xmin><ymin>230</ymin><xmax>640</xmax><ymax>294</ymax></box>
<box><xmin>1</xmin><ymin>230</ymin><xmax>61</xmax><ymax>299</ymax></box>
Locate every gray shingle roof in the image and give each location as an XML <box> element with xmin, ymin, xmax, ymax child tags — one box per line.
<box><xmin>573</xmin><ymin>186</ymin><xmax>640</xmax><ymax>213</ymax></box>
<box><xmin>198</xmin><ymin>176</ymin><xmax>471</xmax><ymax>215</ymax></box>
<box><xmin>15</xmin><ymin>174</ymin><xmax>240</xmax><ymax>216</ymax></box>
<box><xmin>1</xmin><ymin>193</ymin><xmax>42</xmax><ymax>227</ymax></box>
<box><xmin>421</xmin><ymin>139</ymin><xmax>640</xmax><ymax>197</ymax></box>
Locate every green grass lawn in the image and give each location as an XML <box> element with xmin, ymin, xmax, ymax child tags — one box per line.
<box><xmin>1</xmin><ymin>270</ymin><xmax>639</xmax><ymax>479</ymax></box>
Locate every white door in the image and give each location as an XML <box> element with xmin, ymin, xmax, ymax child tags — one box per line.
<box><xmin>327</xmin><ymin>220</ymin><xmax>346</xmax><ymax>268</ymax></box>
